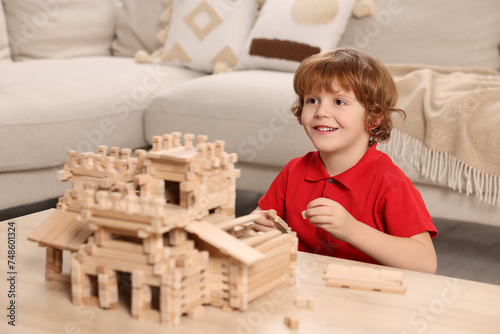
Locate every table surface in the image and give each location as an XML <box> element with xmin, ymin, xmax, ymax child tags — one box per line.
<box><xmin>1</xmin><ymin>209</ymin><xmax>499</xmax><ymax>334</ymax></box>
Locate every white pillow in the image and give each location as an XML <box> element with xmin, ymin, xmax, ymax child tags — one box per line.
<box><xmin>112</xmin><ymin>0</ymin><xmax>166</xmax><ymax>57</ymax></box>
<box><xmin>0</xmin><ymin>1</ymin><xmax>11</xmax><ymax>61</ymax></box>
<box><xmin>237</xmin><ymin>0</ymin><xmax>357</xmax><ymax>72</ymax></box>
<box><xmin>159</xmin><ymin>0</ymin><xmax>259</xmax><ymax>73</ymax></box>
<box><xmin>3</xmin><ymin>0</ymin><xmax>117</xmax><ymax>61</ymax></box>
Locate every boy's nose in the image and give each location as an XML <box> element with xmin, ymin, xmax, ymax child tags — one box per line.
<box><xmin>314</xmin><ymin>103</ymin><xmax>332</xmax><ymax>118</ymax></box>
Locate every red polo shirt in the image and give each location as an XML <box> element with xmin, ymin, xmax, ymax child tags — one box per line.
<box><xmin>258</xmin><ymin>144</ymin><xmax>437</xmax><ymax>264</ymax></box>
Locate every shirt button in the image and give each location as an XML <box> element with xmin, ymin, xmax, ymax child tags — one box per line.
<box><xmin>328</xmin><ymin>178</ymin><xmax>334</xmax><ymax>184</ymax></box>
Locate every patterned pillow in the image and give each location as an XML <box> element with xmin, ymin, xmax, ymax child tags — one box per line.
<box><xmin>157</xmin><ymin>0</ymin><xmax>260</xmax><ymax>73</ymax></box>
<box><xmin>236</xmin><ymin>0</ymin><xmax>357</xmax><ymax>72</ymax></box>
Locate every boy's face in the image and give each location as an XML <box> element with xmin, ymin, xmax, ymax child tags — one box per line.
<box><xmin>301</xmin><ymin>82</ymin><xmax>371</xmax><ymax>162</ymax></box>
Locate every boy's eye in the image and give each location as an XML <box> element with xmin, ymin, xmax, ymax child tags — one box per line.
<box><xmin>306</xmin><ymin>98</ymin><xmax>318</xmax><ymax>104</ymax></box>
<box><xmin>335</xmin><ymin>99</ymin><xmax>346</xmax><ymax>106</ymax></box>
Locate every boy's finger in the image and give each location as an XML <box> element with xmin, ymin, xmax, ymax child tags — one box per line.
<box><xmin>253</xmin><ymin>218</ymin><xmax>276</xmax><ymax>230</ymax></box>
<box><xmin>255</xmin><ymin>209</ymin><xmax>273</xmax><ymax>218</ymax></box>
<box><xmin>252</xmin><ymin>210</ymin><xmax>277</xmax><ymax>228</ymax></box>
<box><xmin>254</xmin><ymin>224</ymin><xmax>276</xmax><ymax>232</ymax></box>
<box><xmin>307</xmin><ymin>197</ymin><xmax>334</xmax><ymax>208</ymax></box>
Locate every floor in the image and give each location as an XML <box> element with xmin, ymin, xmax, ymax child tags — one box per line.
<box><xmin>2</xmin><ymin>191</ymin><xmax>499</xmax><ymax>286</ymax></box>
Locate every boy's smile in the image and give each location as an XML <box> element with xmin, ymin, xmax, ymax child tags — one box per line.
<box><xmin>300</xmin><ymin>83</ymin><xmax>371</xmax><ymax>175</ymax></box>
<box><xmin>314</xmin><ymin>126</ymin><xmax>338</xmax><ymax>132</ymax></box>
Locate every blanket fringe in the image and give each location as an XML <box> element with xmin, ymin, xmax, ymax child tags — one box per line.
<box><xmin>381</xmin><ymin>129</ymin><xmax>500</xmax><ymax>207</ymax></box>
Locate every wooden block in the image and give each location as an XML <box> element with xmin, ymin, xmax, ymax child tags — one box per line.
<box><xmin>187</xmin><ymin>305</ymin><xmax>205</xmax><ymax>320</ymax></box>
<box><xmin>97</xmin><ymin>266</ymin><xmax>118</xmax><ymax>309</ymax></box>
<box><xmin>379</xmin><ymin>268</ymin><xmax>405</xmax><ymax>282</ymax></box>
<box><xmin>70</xmin><ymin>254</ymin><xmax>84</xmax><ymax>305</ymax></box>
<box><xmin>284</xmin><ymin>315</ymin><xmax>299</xmax><ymax>329</ymax></box>
<box><xmin>151</xmin><ymin>136</ymin><xmax>162</xmax><ymax>151</ymax></box>
<box><xmin>325</xmin><ymin>278</ymin><xmax>407</xmax><ymax>294</ymax></box>
<box><xmin>323</xmin><ymin>264</ymin><xmax>406</xmax><ymax>294</ymax></box>
<box><xmin>295</xmin><ymin>296</ymin><xmax>314</xmax><ymax>309</ymax></box>
<box><xmin>172</xmin><ymin>132</ymin><xmax>182</xmax><ymax>147</ymax></box>
<box><xmin>184</xmin><ymin>133</ymin><xmax>195</xmax><ymax>150</ymax></box>
<box><xmin>268</xmin><ymin>209</ymin><xmax>290</xmax><ymax>233</ymax></box>
<box><xmin>45</xmin><ymin>247</ymin><xmax>70</xmax><ymax>283</ymax></box>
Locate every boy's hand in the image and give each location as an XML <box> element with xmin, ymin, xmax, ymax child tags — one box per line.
<box><xmin>252</xmin><ymin>209</ymin><xmax>277</xmax><ymax>232</ymax></box>
<box><xmin>303</xmin><ymin>198</ymin><xmax>358</xmax><ymax>242</ymax></box>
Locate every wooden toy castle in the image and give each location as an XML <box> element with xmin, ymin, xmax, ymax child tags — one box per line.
<box><xmin>28</xmin><ymin>132</ymin><xmax>298</xmax><ymax>326</ymax></box>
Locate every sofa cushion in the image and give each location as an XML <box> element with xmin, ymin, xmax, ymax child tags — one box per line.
<box><xmin>159</xmin><ymin>0</ymin><xmax>259</xmax><ymax>73</ymax></box>
<box><xmin>0</xmin><ymin>0</ymin><xmax>11</xmax><ymax>61</ymax></box>
<box><xmin>112</xmin><ymin>0</ymin><xmax>166</xmax><ymax>57</ymax></box>
<box><xmin>236</xmin><ymin>0</ymin><xmax>357</xmax><ymax>72</ymax></box>
<box><xmin>3</xmin><ymin>0</ymin><xmax>117</xmax><ymax>61</ymax></box>
<box><xmin>339</xmin><ymin>0</ymin><xmax>500</xmax><ymax>71</ymax></box>
<box><xmin>0</xmin><ymin>57</ymin><xmax>204</xmax><ymax>173</ymax></box>
<box><xmin>145</xmin><ymin>70</ymin><xmax>315</xmax><ymax>167</ymax></box>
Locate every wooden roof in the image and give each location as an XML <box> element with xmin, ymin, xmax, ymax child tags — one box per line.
<box><xmin>185</xmin><ymin>220</ymin><xmax>265</xmax><ymax>266</ymax></box>
<box><xmin>28</xmin><ymin>209</ymin><xmax>92</xmax><ymax>251</ymax></box>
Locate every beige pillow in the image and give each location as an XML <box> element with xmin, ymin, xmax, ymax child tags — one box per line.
<box><xmin>236</xmin><ymin>0</ymin><xmax>357</xmax><ymax>72</ymax></box>
<box><xmin>112</xmin><ymin>0</ymin><xmax>166</xmax><ymax>57</ymax></box>
<box><xmin>3</xmin><ymin>0</ymin><xmax>118</xmax><ymax>61</ymax></box>
<box><xmin>158</xmin><ymin>0</ymin><xmax>260</xmax><ymax>73</ymax></box>
<box><xmin>339</xmin><ymin>0</ymin><xmax>500</xmax><ymax>71</ymax></box>
<box><xmin>0</xmin><ymin>1</ymin><xmax>11</xmax><ymax>61</ymax></box>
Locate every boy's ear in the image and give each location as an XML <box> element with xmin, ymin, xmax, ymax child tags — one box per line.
<box><xmin>367</xmin><ymin>114</ymin><xmax>384</xmax><ymax>130</ymax></box>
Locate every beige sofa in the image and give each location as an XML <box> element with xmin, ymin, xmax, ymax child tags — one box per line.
<box><xmin>1</xmin><ymin>0</ymin><xmax>499</xmax><ymax>226</ymax></box>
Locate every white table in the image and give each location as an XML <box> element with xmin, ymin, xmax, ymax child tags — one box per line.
<box><xmin>1</xmin><ymin>209</ymin><xmax>499</xmax><ymax>333</ymax></box>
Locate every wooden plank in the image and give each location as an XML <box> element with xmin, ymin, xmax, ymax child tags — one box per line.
<box><xmin>104</xmin><ymin>239</ymin><xmax>144</xmax><ymax>254</ymax></box>
<box><xmin>150</xmin><ymin>169</ymin><xmax>187</xmax><ymax>182</ymax></box>
<box><xmin>247</xmin><ymin>249</ymin><xmax>290</xmax><ymax>277</ymax></box>
<box><xmin>28</xmin><ymin>210</ymin><xmax>78</xmax><ymax>243</ymax></box>
<box><xmin>215</xmin><ymin>213</ymin><xmax>261</xmax><ymax>231</ymax></box>
<box><xmin>185</xmin><ymin>221</ymin><xmax>264</xmax><ymax>266</ymax></box>
<box><xmin>242</xmin><ymin>229</ymin><xmax>282</xmax><ymax>247</ymax></box>
<box><xmin>248</xmin><ymin>260</ymin><xmax>289</xmax><ymax>289</ymax></box>
<box><xmin>91</xmin><ymin>216</ymin><xmax>152</xmax><ymax>236</ymax></box>
<box><xmin>28</xmin><ymin>210</ymin><xmax>90</xmax><ymax>251</ymax></box>
<box><xmin>206</xmin><ymin>191</ymin><xmax>228</xmax><ymax>209</ymax></box>
<box><xmin>325</xmin><ymin>277</ymin><xmax>407</xmax><ymax>294</ymax></box>
<box><xmin>94</xmin><ymin>247</ymin><xmax>149</xmax><ymax>264</ymax></box>
<box><xmin>323</xmin><ymin>264</ymin><xmax>404</xmax><ymax>284</ymax></box>
<box><xmin>53</xmin><ymin>219</ymin><xmax>91</xmax><ymax>251</ymax></box>
<box><xmin>323</xmin><ymin>264</ymin><xmax>406</xmax><ymax>294</ymax></box>
<box><xmin>247</xmin><ymin>275</ymin><xmax>289</xmax><ymax>302</ymax></box>
<box><xmin>80</xmin><ymin>257</ymin><xmax>158</xmax><ymax>285</ymax></box>
<box><xmin>254</xmin><ymin>234</ymin><xmax>293</xmax><ymax>253</ymax></box>
<box><xmin>148</xmin><ymin>147</ymin><xmax>197</xmax><ymax>162</ymax></box>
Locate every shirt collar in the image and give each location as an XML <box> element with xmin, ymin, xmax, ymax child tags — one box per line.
<box><xmin>305</xmin><ymin>144</ymin><xmax>381</xmax><ymax>190</ymax></box>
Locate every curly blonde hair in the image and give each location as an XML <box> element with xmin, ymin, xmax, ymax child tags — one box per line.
<box><xmin>291</xmin><ymin>48</ymin><xmax>405</xmax><ymax>143</ymax></box>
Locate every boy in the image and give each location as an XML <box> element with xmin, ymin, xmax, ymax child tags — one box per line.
<box><xmin>254</xmin><ymin>48</ymin><xmax>437</xmax><ymax>274</ymax></box>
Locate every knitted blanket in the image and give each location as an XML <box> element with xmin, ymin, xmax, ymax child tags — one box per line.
<box><xmin>382</xmin><ymin>64</ymin><xmax>500</xmax><ymax>206</ymax></box>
